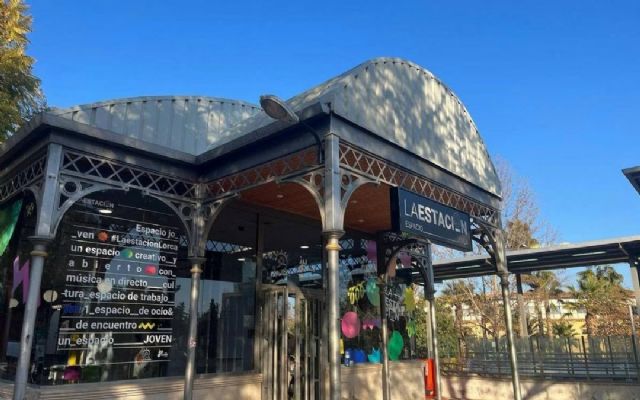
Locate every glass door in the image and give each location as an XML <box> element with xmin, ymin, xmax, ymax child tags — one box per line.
<box><xmin>261</xmin><ymin>284</ymin><xmax>322</xmax><ymax>400</ymax></box>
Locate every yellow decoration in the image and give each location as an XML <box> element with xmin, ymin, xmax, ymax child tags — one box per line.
<box><xmin>347</xmin><ymin>281</ymin><xmax>365</xmax><ymax>304</ymax></box>
<box><xmin>403</xmin><ymin>287</ymin><xmax>416</xmax><ymax>312</ymax></box>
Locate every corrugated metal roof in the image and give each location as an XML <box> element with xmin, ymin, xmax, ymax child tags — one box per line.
<box><xmin>50</xmin><ymin>58</ymin><xmax>500</xmax><ymax>197</ymax></box>
<box><xmin>424</xmin><ymin>235</ymin><xmax>640</xmax><ymax>281</ymax></box>
<box><xmin>50</xmin><ymin>96</ymin><xmax>261</xmax><ymax>155</ymax></box>
<box><xmin>213</xmin><ymin>57</ymin><xmax>501</xmax><ymax>197</ymax></box>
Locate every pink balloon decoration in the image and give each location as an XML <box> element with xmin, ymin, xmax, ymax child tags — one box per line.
<box><xmin>341</xmin><ymin>311</ymin><xmax>361</xmax><ymax>338</ymax></box>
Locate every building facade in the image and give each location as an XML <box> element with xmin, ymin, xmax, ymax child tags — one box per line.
<box><xmin>0</xmin><ymin>58</ymin><xmax>514</xmax><ymax>400</ymax></box>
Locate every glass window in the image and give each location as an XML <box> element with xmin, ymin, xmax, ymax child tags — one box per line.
<box><xmin>0</xmin><ymin>194</ymin><xmax>37</xmax><ymax>382</ymax></box>
<box><xmin>339</xmin><ymin>234</ymin><xmax>383</xmax><ymax>365</ymax></box>
<box><xmin>1</xmin><ymin>190</ymin><xmax>192</xmax><ymax>385</ymax></box>
<box><xmin>196</xmin><ymin>205</ymin><xmax>258</xmax><ymax>374</ymax></box>
<box><xmin>338</xmin><ymin>234</ymin><xmax>422</xmax><ymax>365</ymax></box>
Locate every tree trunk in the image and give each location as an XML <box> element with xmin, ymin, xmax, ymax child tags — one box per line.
<box><xmin>544</xmin><ymin>299</ymin><xmax>553</xmax><ymax>338</ymax></box>
<box><xmin>585</xmin><ymin>312</ymin><xmax>595</xmax><ymax>336</ymax></box>
<box><xmin>537</xmin><ymin>306</ymin><xmax>544</xmax><ymax>337</ymax></box>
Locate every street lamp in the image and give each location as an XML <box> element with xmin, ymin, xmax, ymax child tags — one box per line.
<box><xmin>260</xmin><ymin>94</ymin><xmax>324</xmax><ymax>164</ymax></box>
<box><xmin>260</xmin><ymin>95</ymin><xmax>299</xmax><ymax>123</ymax></box>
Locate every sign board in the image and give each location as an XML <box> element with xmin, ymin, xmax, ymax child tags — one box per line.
<box><xmin>57</xmin><ymin>193</ymin><xmax>181</xmax><ymax>368</ymax></box>
<box><xmin>391</xmin><ymin>188</ymin><xmax>472</xmax><ymax>251</ymax></box>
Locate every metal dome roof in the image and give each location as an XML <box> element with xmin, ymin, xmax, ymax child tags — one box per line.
<box><xmin>49</xmin><ymin>58</ymin><xmax>500</xmax><ymax>197</ymax></box>
<box><xmin>213</xmin><ymin>57</ymin><xmax>501</xmax><ymax>197</ymax></box>
<box><xmin>50</xmin><ymin>96</ymin><xmax>261</xmax><ymax>156</ymax></box>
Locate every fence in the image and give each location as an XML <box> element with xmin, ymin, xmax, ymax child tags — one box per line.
<box><xmin>440</xmin><ymin>335</ymin><xmax>640</xmax><ymax>381</ymax></box>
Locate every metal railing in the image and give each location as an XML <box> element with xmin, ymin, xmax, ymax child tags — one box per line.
<box><xmin>441</xmin><ymin>336</ymin><xmax>640</xmax><ymax>381</ymax></box>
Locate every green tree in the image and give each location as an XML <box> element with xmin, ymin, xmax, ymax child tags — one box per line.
<box><xmin>441</xmin><ymin>280</ymin><xmax>474</xmax><ymax>341</ymax></box>
<box><xmin>0</xmin><ymin>0</ymin><xmax>44</xmax><ymax>140</ymax></box>
<box><xmin>524</xmin><ymin>271</ymin><xmax>562</xmax><ymax>337</ymax></box>
<box><xmin>552</xmin><ymin>321</ymin><xmax>576</xmax><ymax>338</ymax></box>
<box><xmin>415</xmin><ymin>297</ymin><xmax>458</xmax><ymax>359</ymax></box>
<box><xmin>433</xmin><ymin>161</ymin><xmax>557</xmax><ymax>343</ymax></box>
<box><xmin>567</xmin><ymin>266</ymin><xmax>629</xmax><ymax>336</ymax></box>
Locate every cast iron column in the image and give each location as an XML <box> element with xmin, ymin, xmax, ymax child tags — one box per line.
<box><xmin>184</xmin><ymin>257</ymin><xmax>205</xmax><ymax>400</ymax></box>
<box><xmin>13</xmin><ymin>237</ymin><xmax>52</xmax><ymax>400</ymax></box>
<box><xmin>13</xmin><ymin>143</ymin><xmax>62</xmax><ymax>400</ymax></box>
<box><xmin>379</xmin><ymin>276</ymin><xmax>391</xmax><ymax>400</ymax></box>
<box><xmin>323</xmin><ymin>133</ymin><xmax>344</xmax><ymax>400</ymax></box>
<box><xmin>425</xmin><ymin>242</ymin><xmax>442</xmax><ymax>400</ymax></box>
<box><xmin>324</xmin><ymin>231</ymin><xmax>343</xmax><ymax>400</ymax></box>
<box><xmin>630</xmin><ymin>261</ymin><xmax>640</xmax><ymax>317</ymax></box>
<box><xmin>499</xmin><ymin>272</ymin><xmax>522</xmax><ymax>400</ymax></box>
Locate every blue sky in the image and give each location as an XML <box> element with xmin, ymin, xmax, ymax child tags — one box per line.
<box><xmin>26</xmin><ymin>1</ymin><xmax>640</xmax><ymax>286</ymax></box>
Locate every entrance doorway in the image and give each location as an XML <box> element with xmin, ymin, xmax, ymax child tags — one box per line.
<box><xmin>261</xmin><ymin>284</ymin><xmax>323</xmax><ymax>400</ymax></box>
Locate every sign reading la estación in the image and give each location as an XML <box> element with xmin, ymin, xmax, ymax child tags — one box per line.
<box><xmin>391</xmin><ymin>188</ymin><xmax>472</xmax><ymax>251</ymax></box>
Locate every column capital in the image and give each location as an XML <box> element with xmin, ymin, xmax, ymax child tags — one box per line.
<box><xmin>28</xmin><ymin>235</ymin><xmax>54</xmax><ymax>246</ymax></box>
<box><xmin>322</xmin><ymin>230</ymin><xmax>345</xmax><ymax>240</ymax></box>
<box><xmin>323</xmin><ymin>230</ymin><xmax>344</xmax><ymax>252</ymax></box>
<box><xmin>188</xmin><ymin>257</ymin><xmax>206</xmax><ymax>275</ymax></box>
<box><xmin>188</xmin><ymin>256</ymin><xmax>207</xmax><ymax>264</ymax></box>
<box><xmin>28</xmin><ymin>235</ymin><xmax>54</xmax><ymax>257</ymax></box>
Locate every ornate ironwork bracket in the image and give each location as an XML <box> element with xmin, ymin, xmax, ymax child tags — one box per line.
<box><xmin>282</xmin><ymin>166</ymin><xmax>377</xmax><ymax>231</ymax></box>
<box><xmin>339</xmin><ymin>142</ymin><xmax>500</xmax><ymax>228</ymax></box>
<box><xmin>206</xmin><ymin>147</ymin><xmax>319</xmax><ymax>198</ymax></box>
<box><xmin>471</xmin><ymin>217</ymin><xmax>508</xmax><ymax>276</ymax></box>
<box><xmin>194</xmin><ymin>195</ymin><xmax>235</xmax><ymax>257</ymax></box>
<box><xmin>339</xmin><ymin>171</ymin><xmax>376</xmax><ymax>211</ymax></box>
<box><xmin>375</xmin><ymin>231</ymin><xmax>431</xmax><ymax>284</ymax></box>
<box><xmin>0</xmin><ymin>153</ymin><xmax>47</xmax><ymax>206</ymax></box>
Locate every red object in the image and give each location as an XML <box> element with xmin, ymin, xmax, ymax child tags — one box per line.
<box><xmin>424</xmin><ymin>358</ymin><xmax>436</xmax><ymax>399</ymax></box>
<box><xmin>62</xmin><ymin>366</ymin><xmax>80</xmax><ymax>382</ymax></box>
<box><xmin>144</xmin><ymin>265</ymin><xmax>157</xmax><ymax>275</ymax></box>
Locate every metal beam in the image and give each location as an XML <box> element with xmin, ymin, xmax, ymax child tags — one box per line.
<box><xmin>425</xmin><ymin>236</ymin><xmax>640</xmax><ymax>282</ymax></box>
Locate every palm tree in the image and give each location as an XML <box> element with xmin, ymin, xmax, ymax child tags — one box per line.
<box><xmin>552</xmin><ymin>321</ymin><xmax>576</xmax><ymax>338</ymax></box>
<box><xmin>567</xmin><ymin>266</ymin><xmax>628</xmax><ymax>336</ymax></box>
<box><xmin>524</xmin><ymin>271</ymin><xmax>562</xmax><ymax>337</ymax></box>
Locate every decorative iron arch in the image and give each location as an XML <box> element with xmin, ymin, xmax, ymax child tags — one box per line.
<box><xmin>51</xmin><ymin>184</ymin><xmax>195</xmax><ymax>256</ymax></box>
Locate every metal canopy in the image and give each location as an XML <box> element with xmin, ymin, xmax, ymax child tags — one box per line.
<box><xmin>624</xmin><ymin>166</ymin><xmax>640</xmax><ymax>196</ymax></box>
<box><xmin>412</xmin><ymin>236</ymin><xmax>640</xmax><ymax>282</ymax></box>
<box><xmin>206</xmin><ymin>58</ymin><xmax>502</xmax><ymax>197</ymax></box>
<box><xmin>50</xmin><ymin>96</ymin><xmax>261</xmax><ymax>156</ymax></box>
